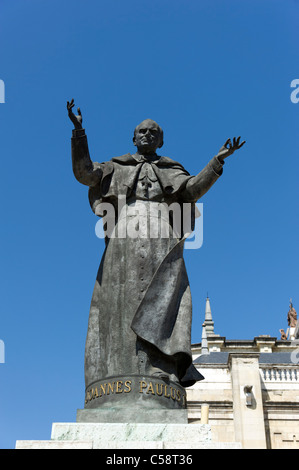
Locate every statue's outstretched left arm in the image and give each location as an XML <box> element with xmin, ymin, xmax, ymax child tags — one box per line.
<box><xmin>182</xmin><ymin>137</ymin><xmax>245</xmax><ymax>201</ymax></box>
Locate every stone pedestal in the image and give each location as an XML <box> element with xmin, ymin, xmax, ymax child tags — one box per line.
<box><xmin>16</xmin><ymin>422</ymin><xmax>214</xmax><ymax>449</ymax></box>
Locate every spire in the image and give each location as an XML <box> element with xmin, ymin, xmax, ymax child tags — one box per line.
<box><xmin>204</xmin><ymin>295</ymin><xmax>216</xmax><ymax>337</ymax></box>
<box><xmin>201</xmin><ymin>323</ymin><xmax>209</xmax><ymax>355</ymax></box>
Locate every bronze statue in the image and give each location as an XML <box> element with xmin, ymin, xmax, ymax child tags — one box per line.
<box><xmin>67</xmin><ymin>99</ymin><xmax>245</xmax><ymax>408</ymax></box>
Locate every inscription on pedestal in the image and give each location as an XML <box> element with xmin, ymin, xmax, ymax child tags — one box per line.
<box><xmin>84</xmin><ymin>375</ymin><xmax>187</xmax><ymax>410</ymax></box>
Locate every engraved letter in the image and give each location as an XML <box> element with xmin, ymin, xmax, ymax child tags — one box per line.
<box><xmin>124</xmin><ymin>380</ymin><xmax>132</xmax><ymax>393</ymax></box>
<box><xmin>139</xmin><ymin>380</ymin><xmax>148</xmax><ymax>393</ymax></box>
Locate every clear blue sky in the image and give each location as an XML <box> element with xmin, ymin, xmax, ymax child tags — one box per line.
<box><xmin>0</xmin><ymin>0</ymin><xmax>298</xmax><ymax>449</ymax></box>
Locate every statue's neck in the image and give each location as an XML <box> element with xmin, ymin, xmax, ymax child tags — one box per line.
<box><xmin>136</xmin><ymin>151</ymin><xmax>159</xmax><ymax>161</ymax></box>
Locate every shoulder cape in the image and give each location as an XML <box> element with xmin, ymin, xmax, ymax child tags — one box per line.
<box><xmin>88</xmin><ymin>153</ymin><xmax>192</xmax><ymax>215</ymax></box>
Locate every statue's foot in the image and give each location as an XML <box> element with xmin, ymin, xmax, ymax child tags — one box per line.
<box><xmin>152</xmin><ymin>371</ymin><xmax>169</xmax><ymax>381</ymax></box>
<box><xmin>152</xmin><ymin>371</ymin><xmax>179</xmax><ymax>384</ymax></box>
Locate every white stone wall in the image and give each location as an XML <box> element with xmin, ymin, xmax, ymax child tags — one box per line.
<box><xmin>187</xmin><ymin>353</ymin><xmax>299</xmax><ymax>448</ymax></box>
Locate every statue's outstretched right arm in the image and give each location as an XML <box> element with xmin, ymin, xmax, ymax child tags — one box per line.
<box><xmin>67</xmin><ymin>99</ymin><xmax>102</xmax><ymax>187</ymax></box>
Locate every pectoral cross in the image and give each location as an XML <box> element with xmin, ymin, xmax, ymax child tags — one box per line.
<box><xmin>140</xmin><ymin>175</ymin><xmax>152</xmax><ymax>197</ymax></box>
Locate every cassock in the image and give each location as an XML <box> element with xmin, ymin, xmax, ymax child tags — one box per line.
<box><xmin>71</xmin><ymin>129</ymin><xmax>224</xmax><ymax>389</ymax></box>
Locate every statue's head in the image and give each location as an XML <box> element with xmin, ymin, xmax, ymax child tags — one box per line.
<box><xmin>133</xmin><ymin>119</ymin><xmax>164</xmax><ymax>153</ymax></box>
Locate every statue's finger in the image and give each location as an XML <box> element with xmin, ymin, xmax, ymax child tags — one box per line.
<box><xmin>224</xmin><ymin>138</ymin><xmax>231</xmax><ymax>148</ymax></box>
<box><xmin>238</xmin><ymin>140</ymin><xmax>246</xmax><ymax>148</ymax></box>
<box><xmin>77</xmin><ymin>107</ymin><xmax>81</xmax><ymax>115</ymax></box>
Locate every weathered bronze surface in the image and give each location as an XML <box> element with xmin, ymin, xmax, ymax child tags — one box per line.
<box><xmin>67</xmin><ymin>100</ymin><xmax>245</xmax><ymax>407</ymax></box>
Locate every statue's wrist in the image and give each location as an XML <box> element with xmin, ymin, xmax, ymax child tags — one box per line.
<box><xmin>72</xmin><ymin>128</ymin><xmax>86</xmax><ymax>138</ymax></box>
<box><xmin>214</xmin><ymin>155</ymin><xmax>225</xmax><ymax>166</ymax></box>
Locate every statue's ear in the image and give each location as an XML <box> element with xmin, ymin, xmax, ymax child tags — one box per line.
<box><xmin>133</xmin><ymin>136</ymin><xmax>137</xmax><ymax>146</ymax></box>
<box><xmin>158</xmin><ymin>131</ymin><xmax>164</xmax><ymax>148</ymax></box>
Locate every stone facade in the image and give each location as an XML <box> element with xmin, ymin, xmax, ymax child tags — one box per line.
<box><xmin>188</xmin><ymin>335</ymin><xmax>299</xmax><ymax>449</ymax></box>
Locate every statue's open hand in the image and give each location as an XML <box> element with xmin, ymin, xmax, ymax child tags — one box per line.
<box><xmin>217</xmin><ymin>136</ymin><xmax>245</xmax><ymax>161</ymax></box>
<box><xmin>67</xmin><ymin>98</ymin><xmax>83</xmax><ymax>129</ymax></box>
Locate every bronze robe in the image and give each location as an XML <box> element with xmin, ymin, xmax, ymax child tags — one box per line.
<box><xmin>71</xmin><ymin>129</ymin><xmax>224</xmax><ymax>388</ymax></box>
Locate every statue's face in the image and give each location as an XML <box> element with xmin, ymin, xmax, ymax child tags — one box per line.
<box><xmin>133</xmin><ymin>119</ymin><xmax>163</xmax><ymax>153</ymax></box>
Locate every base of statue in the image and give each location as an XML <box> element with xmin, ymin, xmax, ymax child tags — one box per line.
<box><xmin>15</xmin><ymin>378</ymin><xmax>243</xmax><ymax>449</ymax></box>
<box><xmin>83</xmin><ymin>374</ymin><xmax>187</xmax><ymax>411</ymax></box>
<box><xmin>15</xmin><ymin>422</ymin><xmax>242</xmax><ymax>448</ymax></box>
<box><xmin>16</xmin><ymin>422</ymin><xmax>216</xmax><ymax>449</ymax></box>
<box><xmin>77</xmin><ymin>407</ymin><xmax>188</xmax><ymax>424</ymax></box>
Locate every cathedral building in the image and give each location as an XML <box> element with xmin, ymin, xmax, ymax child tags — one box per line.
<box><xmin>188</xmin><ymin>297</ymin><xmax>299</xmax><ymax>449</ymax></box>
